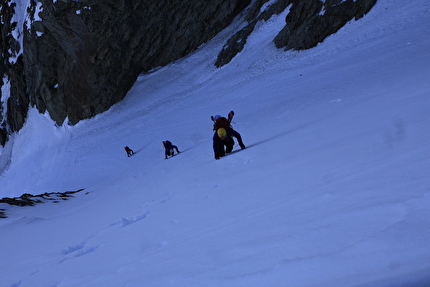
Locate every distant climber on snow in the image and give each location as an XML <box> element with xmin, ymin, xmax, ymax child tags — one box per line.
<box><xmin>212</xmin><ymin>111</ymin><xmax>245</xmax><ymax>160</ymax></box>
<box><xmin>124</xmin><ymin>146</ymin><xmax>135</xmax><ymax>157</ymax></box>
<box><xmin>163</xmin><ymin>140</ymin><xmax>180</xmax><ymax>159</ymax></box>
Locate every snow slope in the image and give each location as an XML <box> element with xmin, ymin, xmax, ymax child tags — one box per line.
<box><xmin>1</xmin><ymin>0</ymin><xmax>430</xmax><ymax>286</ymax></box>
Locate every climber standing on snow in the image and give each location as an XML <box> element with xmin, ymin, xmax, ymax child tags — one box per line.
<box><xmin>212</xmin><ymin>111</ymin><xmax>245</xmax><ymax>160</ymax></box>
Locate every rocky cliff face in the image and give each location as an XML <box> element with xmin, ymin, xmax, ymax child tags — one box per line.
<box><xmin>215</xmin><ymin>0</ymin><xmax>377</xmax><ymax>67</ymax></box>
<box><xmin>1</xmin><ymin>0</ymin><xmax>250</xmax><ymax>145</ymax></box>
<box><xmin>0</xmin><ymin>0</ymin><xmax>376</xmax><ymax>146</ymax></box>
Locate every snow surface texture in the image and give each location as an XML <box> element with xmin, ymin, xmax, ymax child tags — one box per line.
<box><xmin>1</xmin><ymin>0</ymin><xmax>430</xmax><ymax>286</ymax></box>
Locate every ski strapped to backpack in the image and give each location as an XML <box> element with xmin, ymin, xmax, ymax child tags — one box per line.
<box><xmin>211</xmin><ymin>111</ymin><xmax>234</xmax><ymax>123</ymax></box>
<box><xmin>212</xmin><ymin>111</ymin><xmax>235</xmax><ymax>131</ymax></box>
<box><xmin>228</xmin><ymin>110</ymin><xmax>234</xmax><ymax>123</ymax></box>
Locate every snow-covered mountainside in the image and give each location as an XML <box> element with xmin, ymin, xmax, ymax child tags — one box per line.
<box><xmin>1</xmin><ymin>0</ymin><xmax>376</xmax><ymax>143</ymax></box>
<box><xmin>1</xmin><ymin>0</ymin><xmax>430</xmax><ymax>286</ymax></box>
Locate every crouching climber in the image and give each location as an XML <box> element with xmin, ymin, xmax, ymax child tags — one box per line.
<box><xmin>124</xmin><ymin>146</ymin><xmax>135</xmax><ymax>157</ymax></box>
<box><xmin>163</xmin><ymin>140</ymin><xmax>180</xmax><ymax>159</ymax></box>
<box><xmin>212</xmin><ymin>111</ymin><xmax>245</xmax><ymax>160</ymax></box>
<box><xmin>213</xmin><ymin>127</ymin><xmax>245</xmax><ymax>160</ymax></box>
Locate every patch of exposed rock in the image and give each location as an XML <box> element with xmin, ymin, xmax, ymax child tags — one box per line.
<box><xmin>0</xmin><ymin>188</ymin><xmax>85</xmax><ymax>218</ymax></box>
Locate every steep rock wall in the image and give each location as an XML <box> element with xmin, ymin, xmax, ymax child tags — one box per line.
<box><xmin>215</xmin><ymin>0</ymin><xmax>377</xmax><ymax>67</ymax></box>
<box><xmin>0</xmin><ymin>0</ymin><xmax>250</xmax><ymax>144</ymax></box>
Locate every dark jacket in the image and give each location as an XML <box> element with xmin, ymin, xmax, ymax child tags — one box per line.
<box><xmin>213</xmin><ymin>128</ymin><xmax>244</xmax><ymax>159</ymax></box>
<box><xmin>163</xmin><ymin>141</ymin><xmax>179</xmax><ymax>158</ymax></box>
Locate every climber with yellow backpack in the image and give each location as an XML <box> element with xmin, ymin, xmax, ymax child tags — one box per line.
<box><xmin>212</xmin><ymin>111</ymin><xmax>245</xmax><ymax>160</ymax></box>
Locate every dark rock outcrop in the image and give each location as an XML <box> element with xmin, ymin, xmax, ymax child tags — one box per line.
<box><xmin>215</xmin><ymin>0</ymin><xmax>377</xmax><ymax>67</ymax></box>
<box><xmin>1</xmin><ymin>0</ymin><xmax>250</xmax><ymax>143</ymax></box>
<box><xmin>275</xmin><ymin>0</ymin><xmax>377</xmax><ymax>50</ymax></box>
<box><xmin>0</xmin><ymin>188</ymin><xmax>85</xmax><ymax>218</ymax></box>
